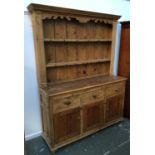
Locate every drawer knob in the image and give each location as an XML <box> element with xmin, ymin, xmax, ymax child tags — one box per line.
<box><xmin>115</xmin><ymin>89</ymin><xmax>118</xmax><ymax>92</ymax></box>
<box><xmin>92</xmin><ymin>95</ymin><xmax>97</xmax><ymax>98</ymax></box>
<box><xmin>64</xmin><ymin>101</ymin><xmax>71</xmax><ymax>105</ymax></box>
<box><xmin>83</xmin><ymin>70</ymin><xmax>86</xmax><ymax>74</ymax></box>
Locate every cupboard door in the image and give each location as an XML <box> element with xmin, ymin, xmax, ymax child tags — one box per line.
<box><xmin>53</xmin><ymin>108</ymin><xmax>80</xmax><ymax>144</ymax></box>
<box><xmin>105</xmin><ymin>95</ymin><xmax>123</xmax><ymax>123</ymax></box>
<box><xmin>83</xmin><ymin>101</ymin><xmax>103</xmax><ymax>132</ymax></box>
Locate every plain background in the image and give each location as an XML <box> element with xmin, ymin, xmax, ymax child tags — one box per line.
<box><xmin>24</xmin><ymin>0</ymin><xmax>130</xmax><ymax>140</ymax></box>
<box><xmin>1</xmin><ymin>0</ymin><xmax>155</xmax><ymax>155</ymax></box>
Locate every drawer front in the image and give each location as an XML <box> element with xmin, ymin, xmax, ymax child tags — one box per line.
<box><xmin>53</xmin><ymin>94</ymin><xmax>80</xmax><ymax>113</ymax></box>
<box><xmin>106</xmin><ymin>82</ymin><xmax>124</xmax><ymax>97</ymax></box>
<box><xmin>81</xmin><ymin>88</ymin><xmax>104</xmax><ymax>105</ymax></box>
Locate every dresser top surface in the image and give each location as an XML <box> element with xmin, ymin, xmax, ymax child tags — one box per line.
<box><xmin>42</xmin><ymin>75</ymin><xmax>127</xmax><ymax>96</ymax></box>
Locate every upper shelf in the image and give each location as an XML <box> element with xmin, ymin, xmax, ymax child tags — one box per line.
<box><xmin>46</xmin><ymin>59</ymin><xmax>110</xmax><ymax>68</ymax></box>
<box><xmin>44</xmin><ymin>39</ymin><xmax>112</xmax><ymax>43</ymax></box>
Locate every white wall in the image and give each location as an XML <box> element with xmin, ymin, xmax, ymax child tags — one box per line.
<box><xmin>24</xmin><ymin>0</ymin><xmax>130</xmax><ymax>140</ymax></box>
<box><xmin>24</xmin><ymin>12</ymin><xmax>42</xmax><ymax>140</ymax></box>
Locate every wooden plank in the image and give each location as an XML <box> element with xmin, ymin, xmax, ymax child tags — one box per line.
<box><xmin>86</xmin><ymin>21</ymin><xmax>95</xmax><ymax>39</ymax></box>
<box><xmin>95</xmin><ymin>23</ymin><xmax>104</xmax><ymax>39</ymax></box>
<box><xmin>105</xmin><ymin>62</ymin><xmax>110</xmax><ymax>75</ymax></box>
<box><xmin>86</xmin><ymin>43</ymin><xmax>94</xmax><ymax>61</ymax></box>
<box><xmin>110</xmin><ymin>21</ymin><xmax>117</xmax><ymax>75</ymax></box>
<box><xmin>31</xmin><ymin>12</ymin><xmax>47</xmax><ymax>85</ymax></box>
<box><xmin>101</xmin><ymin>24</ymin><xmax>112</xmax><ymax>39</ymax></box>
<box><xmin>54</xmin><ymin>19</ymin><xmax>66</xmax><ymax>39</ymax></box>
<box><xmin>104</xmin><ymin>43</ymin><xmax>111</xmax><ymax>59</ymax></box>
<box><xmin>94</xmin><ymin>43</ymin><xmax>104</xmax><ymax>59</ymax></box>
<box><xmin>44</xmin><ymin>39</ymin><xmax>112</xmax><ymax>42</ymax></box>
<box><xmin>43</xmin><ymin>19</ymin><xmax>55</xmax><ymax>39</ymax></box>
<box><xmin>56</xmin><ymin>67</ymin><xmax>68</xmax><ymax>81</ymax></box>
<box><xmin>67</xmin><ymin>66</ymin><xmax>77</xmax><ymax>80</ymax></box>
<box><xmin>48</xmin><ymin>97</ymin><xmax>55</xmax><ymax>146</ymax></box>
<box><xmin>87</xmin><ymin>64</ymin><xmax>94</xmax><ymax>77</ymax></box>
<box><xmin>44</xmin><ymin>43</ymin><xmax>56</xmax><ymax>63</ymax></box>
<box><xmin>47</xmin><ymin>64</ymin><xmax>112</xmax><ymax>84</ymax></box>
<box><xmin>46</xmin><ymin>59</ymin><xmax>110</xmax><ymax>67</ymax></box>
<box><xmin>76</xmin><ymin>23</ymin><xmax>87</xmax><ymax>39</ymax></box>
<box><xmin>107</xmin><ymin>24</ymin><xmax>112</xmax><ymax>39</ymax></box>
<box><xmin>55</xmin><ymin>43</ymin><xmax>68</xmax><ymax>62</ymax></box>
<box><xmin>66</xmin><ymin>20</ymin><xmax>78</xmax><ymax>39</ymax></box>
<box><xmin>76</xmin><ymin>65</ymin><xmax>87</xmax><ymax>79</ymax></box>
<box><xmin>47</xmin><ymin>68</ymin><xmax>57</xmax><ymax>83</ymax></box>
<box><xmin>93</xmin><ymin>63</ymin><xmax>102</xmax><ymax>75</ymax></box>
<box><xmin>77</xmin><ymin>43</ymin><xmax>86</xmax><ymax>61</ymax></box>
<box><xmin>40</xmin><ymin>93</ymin><xmax>52</xmax><ymax>144</ymax></box>
<box><xmin>66</xmin><ymin>43</ymin><xmax>77</xmax><ymax>62</ymax></box>
<box><xmin>47</xmin><ymin>75</ymin><xmax>127</xmax><ymax>96</ymax></box>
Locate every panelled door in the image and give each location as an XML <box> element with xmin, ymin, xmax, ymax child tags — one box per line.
<box><xmin>83</xmin><ymin>101</ymin><xmax>104</xmax><ymax>132</ymax></box>
<box><xmin>105</xmin><ymin>95</ymin><xmax>123</xmax><ymax>123</ymax></box>
<box><xmin>53</xmin><ymin>108</ymin><xmax>81</xmax><ymax>144</ymax></box>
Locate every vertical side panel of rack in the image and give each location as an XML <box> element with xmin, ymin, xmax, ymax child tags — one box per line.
<box><xmin>110</xmin><ymin>21</ymin><xmax>117</xmax><ymax>75</ymax></box>
<box><xmin>31</xmin><ymin>11</ymin><xmax>47</xmax><ymax>86</ymax></box>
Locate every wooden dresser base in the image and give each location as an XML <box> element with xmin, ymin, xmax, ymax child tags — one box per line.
<box><xmin>40</xmin><ymin>76</ymin><xmax>126</xmax><ymax>152</ymax></box>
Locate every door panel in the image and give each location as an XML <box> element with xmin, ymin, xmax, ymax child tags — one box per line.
<box><xmin>83</xmin><ymin>101</ymin><xmax>103</xmax><ymax>132</ymax></box>
<box><xmin>105</xmin><ymin>95</ymin><xmax>123</xmax><ymax>123</ymax></box>
<box><xmin>53</xmin><ymin>108</ymin><xmax>80</xmax><ymax>144</ymax></box>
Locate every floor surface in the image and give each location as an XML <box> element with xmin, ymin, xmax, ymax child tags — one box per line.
<box><xmin>25</xmin><ymin>119</ymin><xmax>130</xmax><ymax>155</ymax></box>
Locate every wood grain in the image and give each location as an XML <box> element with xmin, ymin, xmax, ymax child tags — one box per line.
<box><xmin>53</xmin><ymin>108</ymin><xmax>81</xmax><ymax>144</ymax></box>
<box><xmin>31</xmin><ymin>12</ymin><xmax>47</xmax><ymax>85</ymax></box>
<box><xmin>110</xmin><ymin>21</ymin><xmax>117</xmax><ymax>75</ymax></box>
<box><xmin>46</xmin><ymin>75</ymin><xmax>127</xmax><ymax>96</ymax></box>
<box><xmin>83</xmin><ymin>101</ymin><xmax>103</xmax><ymax>132</ymax></box>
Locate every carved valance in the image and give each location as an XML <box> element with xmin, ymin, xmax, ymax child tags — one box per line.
<box><xmin>42</xmin><ymin>14</ymin><xmax>113</xmax><ymax>24</ymax></box>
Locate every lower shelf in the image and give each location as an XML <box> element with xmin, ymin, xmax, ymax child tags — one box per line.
<box><xmin>46</xmin><ymin>59</ymin><xmax>110</xmax><ymax>67</ymax></box>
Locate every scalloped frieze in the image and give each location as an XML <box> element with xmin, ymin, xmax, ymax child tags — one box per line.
<box><xmin>42</xmin><ymin>13</ymin><xmax>113</xmax><ymax>24</ymax></box>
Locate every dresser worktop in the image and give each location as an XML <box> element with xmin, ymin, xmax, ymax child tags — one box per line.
<box><xmin>42</xmin><ymin>75</ymin><xmax>127</xmax><ymax>96</ymax></box>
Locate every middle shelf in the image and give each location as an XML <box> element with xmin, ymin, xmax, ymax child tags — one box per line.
<box><xmin>46</xmin><ymin>59</ymin><xmax>110</xmax><ymax>68</ymax></box>
<box><xmin>44</xmin><ymin>39</ymin><xmax>112</xmax><ymax>42</ymax></box>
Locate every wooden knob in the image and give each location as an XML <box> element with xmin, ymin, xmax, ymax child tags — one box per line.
<box><xmin>64</xmin><ymin>101</ymin><xmax>71</xmax><ymax>105</ymax></box>
<box><xmin>115</xmin><ymin>89</ymin><xmax>118</xmax><ymax>92</ymax></box>
<box><xmin>92</xmin><ymin>95</ymin><xmax>97</xmax><ymax>98</ymax></box>
<box><xmin>83</xmin><ymin>70</ymin><xmax>86</xmax><ymax>74</ymax></box>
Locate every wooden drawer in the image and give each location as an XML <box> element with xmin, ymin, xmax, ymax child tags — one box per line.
<box><xmin>52</xmin><ymin>94</ymin><xmax>80</xmax><ymax>113</ymax></box>
<box><xmin>106</xmin><ymin>82</ymin><xmax>124</xmax><ymax>97</ymax></box>
<box><xmin>81</xmin><ymin>88</ymin><xmax>104</xmax><ymax>105</ymax></box>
